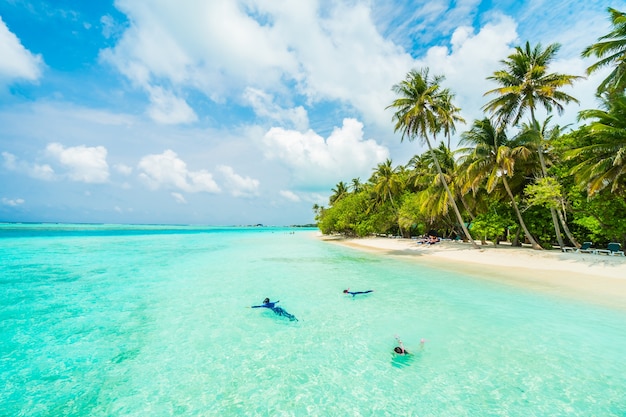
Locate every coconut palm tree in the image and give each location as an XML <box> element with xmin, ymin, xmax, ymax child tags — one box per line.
<box><xmin>387</xmin><ymin>68</ymin><xmax>478</xmax><ymax>248</ymax></box>
<box><xmin>329</xmin><ymin>181</ymin><xmax>349</xmax><ymax>205</ymax></box>
<box><xmin>483</xmin><ymin>42</ymin><xmax>582</xmax><ymax>127</ymax></box>
<box><xmin>350</xmin><ymin>177</ymin><xmax>363</xmax><ymax>193</ymax></box>
<box><xmin>567</xmin><ymin>95</ymin><xmax>626</xmax><ymax>196</ymax></box>
<box><xmin>459</xmin><ymin>118</ymin><xmax>542</xmax><ymax>249</ymax></box>
<box><xmin>518</xmin><ymin>118</ymin><xmax>580</xmax><ymax>248</ymax></box>
<box><xmin>370</xmin><ymin>159</ymin><xmax>403</xmax><ymax>208</ymax></box>
<box><xmin>483</xmin><ymin>41</ymin><xmax>582</xmax><ymax>249</ymax></box>
<box><xmin>582</xmin><ymin>7</ymin><xmax>626</xmax><ymax>96</ymax></box>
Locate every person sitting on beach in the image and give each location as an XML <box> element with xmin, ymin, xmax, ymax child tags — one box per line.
<box><xmin>343</xmin><ymin>288</ymin><xmax>374</xmax><ymax>297</ymax></box>
<box><xmin>427</xmin><ymin>235</ymin><xmax>440</xmax><ymax>245</ymax></box>
<box><xmin>251</xmin><ymin>297</ymin><xmax>298</xmax><ymax>321</ymax></box>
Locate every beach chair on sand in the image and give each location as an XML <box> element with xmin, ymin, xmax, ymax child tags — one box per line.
<box><xmin>596</xmin><ymin>242</ymin><xmax>625</xmax><ymax>256</ymax></box>
<box><xmin>575</xmin><ymin>242</ymin><xmax>596</xmax><ymax>254</ymax></box>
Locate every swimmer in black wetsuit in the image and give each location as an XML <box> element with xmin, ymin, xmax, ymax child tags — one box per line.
<box><xmin>343</xmin><ymin>288</ymin><xmax>373</xmax><ymax>297</ymax></box>
<box><xmin>251</xmin><ymin>298</ymin><xmax>298</xmax><ymax>321</ymax></box>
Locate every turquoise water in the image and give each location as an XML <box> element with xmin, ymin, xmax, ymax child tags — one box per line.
<box><xmin>1</xmin><ymin>224</ymin><xmax>625</xmax><ymax>416</ymax></box>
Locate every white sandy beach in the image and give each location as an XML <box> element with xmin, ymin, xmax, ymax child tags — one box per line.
<box><xmin>320</xmin><ymin>234</ymin><xmax>626</xmax><ymax>311</ymax></box>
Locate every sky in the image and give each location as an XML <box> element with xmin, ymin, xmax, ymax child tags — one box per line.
<box><xmin>0</xmin><ymin>0</ymin><xmax>622</xmax><ymax>226</ymax></box>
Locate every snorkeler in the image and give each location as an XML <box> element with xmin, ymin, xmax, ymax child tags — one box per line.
<box><xmin>251</xmin><ymin>298</ymin><xmax>298</xmax><ymax>321</ymax></box>
<box><xmin>343</xmin><ymin>288</ymin><xmax>374</xmax><ymax>297</ymax></box>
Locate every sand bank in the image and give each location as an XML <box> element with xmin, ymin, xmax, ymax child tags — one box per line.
<box><xmin>320</xmin><ymin>234</ymin><xmax>626</xmax><ymax>312</ymax></box>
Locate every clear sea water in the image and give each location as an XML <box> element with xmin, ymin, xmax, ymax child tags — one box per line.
<box><xmin>1</xmin><ymin>224</ymin><xmax>625</xmax><ymax>417</ymax></box>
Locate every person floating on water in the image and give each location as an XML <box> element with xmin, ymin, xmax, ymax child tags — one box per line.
<box><xmin>343</xmin><ymin>288</ymin><xmax>373</xmax><ymax>297</ymax></box>
<box><xmin>251</xmin><ymin>297</ymin><xmax>298</xmax><ymax>321</ymax></box>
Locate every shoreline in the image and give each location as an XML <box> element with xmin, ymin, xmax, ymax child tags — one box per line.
<box><xmin>319</xmin><ymin>234</ymin><xmax>626</xmax><ymax>312</ymax></box>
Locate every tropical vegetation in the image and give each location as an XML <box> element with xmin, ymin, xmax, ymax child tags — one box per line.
<box><xmin>314</xmin><ymin>8</ymin><xmax>626</xmax><ymax>249</ymax></box>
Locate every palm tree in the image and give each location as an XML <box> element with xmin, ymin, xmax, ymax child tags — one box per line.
<box><xmin>329</xmin><ymin>181</ymin><xmax>349</xmax><ymax>205</ymax></box>
<box><xmin>567</xmin><ymin>95</ymin><xmax>626</xmax><ymax>196</ymax></box>
<box><xmin>483</xmin><ymin>42</ymin><xmax>582</xmax><ymax>127</ymax></box>
<box><xmin>387</xmin><ymin>68</ymin><xmax>478</xmax><ymax>248</ymax></box>
<box><xmin>582</xmin><ymin>7</ymin><xmax>626</xmax><ymax>96</ymax></box>
<box><xmin>369</xmin><ymin>159</ymin><xmax>405</xmax><ymax>235</ymax></box>
<box><xmin>370</xmin><ymin>159</ymin><xmax>403</xmax><ymax>207</ymax></box>
<box><xmin>518</xmin><ymin>118</ymin><xmax>580</xmax><ymax>248</ymax></box>
<box><xmin>350</xmin><ymin>177</ymin><xmax>363</xmax><ymax>193</ymax></box>
<box><xmin>459</xmin><ymin>118</ymin><xmax>542</xmax><ymax>249</ymax></box>
<box><xmin>483</xmin><ymin>41</ymin><xmax>582</xmax><ymax>249</ymax></box>
<box><xmin>439</xmin><ymin>91</ymin><xmax>465</xmax><ymax>149</ymax></box>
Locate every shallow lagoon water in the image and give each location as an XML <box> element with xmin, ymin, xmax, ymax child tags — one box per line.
<box><xmin>1</xmin><ymin>224</ymin><xmax>625</xmax><ymax>416</ymax></box>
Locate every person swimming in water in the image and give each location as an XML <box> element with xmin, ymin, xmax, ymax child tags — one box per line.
<box><xmin>343</xmin><ymin>288</ymin><xmax>373</xmax><ymax>297</ymax></box>
<box><xmin>251</xmin><ymin>298</ymin><xmax>298</xmax><ymax>321</ymax></box>
<box><xmin>393</xmin><ymin>335</ymin><xmax>410</xmax><ymax>355</ymax></box>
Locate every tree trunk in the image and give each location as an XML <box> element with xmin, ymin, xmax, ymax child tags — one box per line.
<box><xmin>557</xmin><ymin>207</ymin><xmax>580</xmax><ymax>248</ymax></box>
<box><xmin>531</xmin><ymin>114</ymin><xmax>565</xmax><ymax>249</ymax></box>
<box><xmin>502</xmin><ymin>175</ymin><xmax>543</xmax><ymax>250</ymax></box>
<box><xmin>426</xmin><ymin>138</ymin><xmax>479</xmax><ymax>249</ymax></box>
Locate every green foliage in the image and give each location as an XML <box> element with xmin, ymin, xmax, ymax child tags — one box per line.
<box><xmin>469</xmin><ymin>202</ymin><xmax>516</xmax><ymax>245</ymax></box>
<box><xmin>524</xmin><ymin>177</ymin><xmax>563</xmax><ymax>210</ymax></box>
<box><xmin>315</xmin><ymin>16</ymin><xmax>626</xmax><ymax>249</ymax></box>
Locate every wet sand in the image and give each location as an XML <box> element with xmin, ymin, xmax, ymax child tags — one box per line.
<box><xmin>320</xmin><ymin>235</ymin><xmax>626</xmax><ymax>312</ymax></box>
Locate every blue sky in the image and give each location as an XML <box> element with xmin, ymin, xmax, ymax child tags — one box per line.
<box><xmin>0</xmin><ymin>0</ymin><xmax>622</xmax><ymax>225</ymax></box>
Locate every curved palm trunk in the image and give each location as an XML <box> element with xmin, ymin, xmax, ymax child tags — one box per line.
<box><xmin>501</xmin><ymin>175</ymin><xmax>542</xmax><ymax>250</ymax></box>
<box><xmin>460</xmin><ymin>194</ymin><xmax>476</xmax><ymax>221</ymax></box>
<box><xmin>557</xmin><ymin>207</ymin><xmax>580</xmax><ymax>248</ymax></box>
<box><xmin>531</xmin><ymin>111</ymin><xmax>565</xmax><ymax>249</ymax></box>
<box><xmin>387</xmin><ymin>190</ymin><xmax>405</xmax><ymax>237</ymax></box>
<box><xmin>426</xmin><ymin>138</ymin><xmax>479</xmax><ymax>249</ymax></box>
<box><xmin>537</xmin><ymin>146</ymin><xmax>565</xmax><ymax>248</ymax></box>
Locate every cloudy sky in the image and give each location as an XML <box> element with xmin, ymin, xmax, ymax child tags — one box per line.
<box><xmin>0</xmin><ymin>0</ymin><xmax>621</xmax><ymax>225</ymax></box>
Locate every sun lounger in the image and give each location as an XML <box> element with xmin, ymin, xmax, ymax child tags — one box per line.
<box><xmin>575</xmin><ymin>242</ymin><xmax>596</xmax><ymax>254</ymax></box>
<box><xmin>596</xmin><ymin>242</ymin><xmax>625</xmax><ymax>256</ymax></box>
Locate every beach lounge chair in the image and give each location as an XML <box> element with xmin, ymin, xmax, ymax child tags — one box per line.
<box><xmin>575</xmin><ymin>242</ymin><xmax>596</xmax><ymax>254</ymax></box>
<box><xmin>596</xmin><ymin>242</ymin><xmax>625</xmax><ymax>256</ymax></box>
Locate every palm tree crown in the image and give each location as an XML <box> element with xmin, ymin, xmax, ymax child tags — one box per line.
<box><xmin>582</xmin><ymin>7</ymin><xmax>626</xmax><ymax>95</ymax></box>
<box><xmin>483</xmin><ymin>42</ymin><xmax>583</xmax><ymax>127</ymax></box>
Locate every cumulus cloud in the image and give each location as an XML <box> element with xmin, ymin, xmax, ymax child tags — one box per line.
<box><xmin>419</xmin><ymin>14</ymin><xmax>519</xmax><ymax>131</ymax></box>
<box><xmin>279</xmin><ymin>190</ymin><xmax>300</xmax><ymax>202</ymax></box>
<box><xmin>146</xmin><ymin>86</ymin><xmax>198</xmax><ymax>124</ymax></box>
<box><xmin>262</xmin><ymin>118</ymin><xmax>389</xmax><ymax>188</ymax></box>
<box><xmin>216</xmin><ymin>165</ymin><xmax>260</xmax><ymax>198</ymax></box>
<box><xmin>2</xmin><ymin>197</ymin><xmax>25</xmax><ymax>206</ymax></box>
<box><xmin>46</xmin><ymin>143</ymin><xmax>110</xmax><ymax>183</ymax></box>
<box><xmin>137</xmin><ymin>149</ymin><xmax>220</xmax><ymax>193</ymax></box>
<box><xmin>2</xmin><ymin>151</ymin><xmax>55</xmax><ymax>181</ymax></box>
<box><xmin>243</xmin><ymin>87</ymin><xmax>309</xmax><ymax>131</ymax></box>
<box><xmin>0</xmin><ymin>16</ymin><xmax>44</xmax><ymax>84</ymax></box>
<box><xmin>100</xmin><ymin>0</ymin><xmax>413</xmax><ymax>128</ymax></box>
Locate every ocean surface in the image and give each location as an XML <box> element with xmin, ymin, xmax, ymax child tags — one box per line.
<box><xmin>1</xmin><ymin>224</ymin><xmax>625</xmax><ymax>417</ymax></box>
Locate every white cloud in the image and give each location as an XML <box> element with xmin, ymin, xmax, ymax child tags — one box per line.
<box><xmin>0</xmin><ymin>16</ymin><xmax>44</xmax><ymax>84</ymax></box>
<box><xmin>2</xmin><ymin>197</ymin><xmax>25</xmax><ymax>206</ymax></box>
<box><xmin>114</xmin><ymin>163</ymin><xmax>133</xmax><ymax>175</ymax></box>
<box><xmin>137</xmin><ymin>149</ymin><xmax>220</xmax><ymax>193</ymax></box>
<box><xmin>146</xmin><ymin>86</ymin><xmax>198</xmax><ymax>124</ymax></box>
<box><xmin>262</xmin><ymin>118</ymin><xmax>389</xmax><ymax>188</ymax></box>
<box><xmin>171</xmin><ymin>192</ymin><xmax>187</xmax><ymax>204</ymax></box>
<box><xmin>243</xmin><ymin>87</ymin><xmax>309</xmax><ymax>131</ymax></box>
<box><xmin>2</xmin><ymin>151</ymin><xmax>55</xmax><ymax>181</ymax></box>
<box><xmin>419</xmin><ymin>14</ymin><xmax>519</xmax><ymax>132</ymax></box>
<box><xmin>100</xmin><ymin>0</ymin><xmax>414</xmax><ymax>129</ymax></box>
<box><xmin>216</xmin><ymin>165</ymin><xmax>260</xmax><ymax>197</ymax></box>
<box><xmin>46</xmin><ymin>143</ymin><xmax>110</xmax><ymax>183</ymax></box>
<box><xmin>279</xmin><ymin>190</ymin><xmax>300</xmax><ymax>202</ymax></box>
